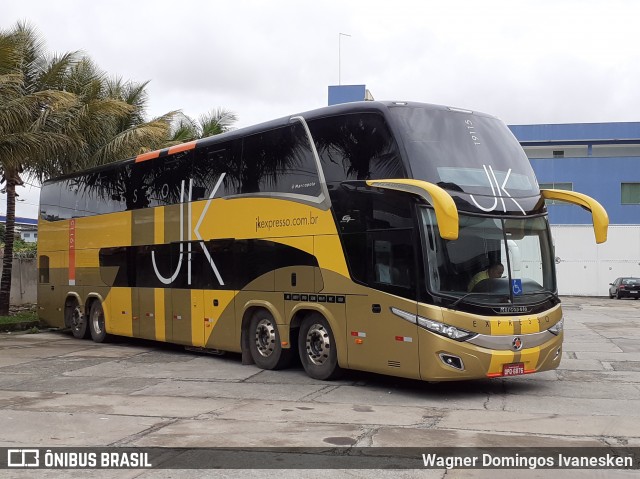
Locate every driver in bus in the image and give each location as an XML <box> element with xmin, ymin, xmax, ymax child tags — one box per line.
<box><xmin>468</xmin><ymin>262</ymin><xmax>504</xmax><ymax>291</ymax></box>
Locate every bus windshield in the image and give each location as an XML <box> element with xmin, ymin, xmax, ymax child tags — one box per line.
<box><xmin>389</xmin><ymin>106</ymin><xmax>539</xmax><ymax>199</ymax></box>
<box><xmin>420</xmin><ymin>209</ymin><xmax>555</xmax><ymax>304</ymax></box>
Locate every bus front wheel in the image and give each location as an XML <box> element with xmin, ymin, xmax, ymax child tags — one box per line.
<box><xmin>248</xmin><ymin>310</ymin><xmax>291</xmax><ymax>370</ymax></box>
<box><xmin>89</xmin><ymin>300</ymin><xmax>110</xmax><ymax>343</ymax></box>
<box><xmin>298</xmin><ymin>314</ymin><xmax>341</xmax><ymax>380</ymax></box>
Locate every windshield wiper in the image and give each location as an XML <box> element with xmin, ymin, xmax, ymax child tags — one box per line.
<box><xmin>450</xmin><ymin>292</ymin><xmax>508</xmax><ymax>308</ymax></box>
<box><xmin>513</xmin><ymin>289</ymin><xmax>560</xmax><ymax>302</ymax></box>
<box><xmin>544</xmin><ymin>289</ymin><xmax>560</xmax><ymax>302</ymax></box>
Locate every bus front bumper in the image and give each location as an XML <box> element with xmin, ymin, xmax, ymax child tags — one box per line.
<box><xmin>419</xmin><ymin>329</ymin><xmax>563</xmax><ymax>381</ymax></box>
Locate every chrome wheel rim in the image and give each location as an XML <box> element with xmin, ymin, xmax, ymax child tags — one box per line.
<box><xmin>71</xmin><ymin>305</ymin><xmax>84</xmax><ymax>331</ymax></box>
<box><xmin>91</xmin><ymin>307</ymin><xmax>104</xmax><ymax>335</ymax></box>
<box><xmin>305</xmin><ymin>323</ymin><xmax>330</xmax><ymax>366</ymax></box>
<box><xmin>254</xmin><ymin>318</ymin><xmax>276</xmax><ymax>358</ymax></box>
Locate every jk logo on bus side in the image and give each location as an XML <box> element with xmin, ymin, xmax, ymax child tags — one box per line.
<box><xmin>470</xmin><ymin>165</ymin><xmax>525</xmax><ymax>214</ymax></box>
<box><xmin>152</xmin><ymin>174</ymin><xmax>226</xmax><ymax>286</ymax></box>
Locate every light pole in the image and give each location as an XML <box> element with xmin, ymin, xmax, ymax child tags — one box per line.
<box><xmin>339</xmin><ymin>32</ymin><xmax>351</xmax><ymax>85</ymax></box>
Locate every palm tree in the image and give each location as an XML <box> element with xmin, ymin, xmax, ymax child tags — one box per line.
<box><xmin>0</xmin><ymin>22</ymin><xmax>238</xmax><ymax>315</ymax></box>
<box><xmin>0</xmin><ymin>22</ymin><xmax>81</xmax><ymax>315</ymax></box>
<box><xmin>0</xmin><ymin>23</ymin><xmax>173</xmax><ymax>315</ymax></box>
<box><xmin>198</xmin><ymin>108</ymin><xmax>238</xmax><ymax>138</ymax></box>
<box><xmin>169</xmin><ymin>108</ymin><xmax>238</xmax><ymax>143</ymax></box>
<box><xmin>96</xmin><ymin>76</ymin><xmax>176</xmax><ymax>164</ymax></box>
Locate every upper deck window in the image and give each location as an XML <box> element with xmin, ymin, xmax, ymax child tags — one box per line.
<box><xmin>308</xmin><ymin>113</ymin><xmax>404</xmax><ymax>184</ymax></box>
<box><xmin>241</xmin><ymin>122</ymin><xmax>321</xmax><ymax>197</ymax></box>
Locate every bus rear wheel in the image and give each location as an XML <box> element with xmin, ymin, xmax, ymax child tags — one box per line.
<box><xmin>248</xmin><ymin>310</ymin><xmax>291</xmax><ymax>370</ymax></box>
<box><xmin>298</xmin><ymin>314</ymin><xmax>341</xmax><ymax>380</ymax></box>
<box><xmin>66</xmin><ymin>298</ymin><xmax>89</xmax><ymax>339</ymax></box>
<box><xmin>89</xmin><ymin>300</ymin><xmax>110</xmax><ymax>343</ymax></box>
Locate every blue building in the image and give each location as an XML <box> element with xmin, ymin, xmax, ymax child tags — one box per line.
<box><xmin>510</xmin><ymin>122</ymin><xmax>640</xmax><ymax>296</ymax></box>
<box><xmin>509</xmin><ymin>122</ymin><xmax>640</xmax><ymax>226</ymax></box>
<box><xmin>0</xmin><ymin>215</ymin><xmax>38</xmax><ymax>243</ymax></box>
<box><xmin>328</xmin><ymin>85</ymin><xmax>374</xmax><ymax>106</ymax></box>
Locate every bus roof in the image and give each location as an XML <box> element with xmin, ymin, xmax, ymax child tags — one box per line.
<box><xmin>43</xmin><ymin>101</ymin><xmax>496</xmax><ymax>185</ymax></box>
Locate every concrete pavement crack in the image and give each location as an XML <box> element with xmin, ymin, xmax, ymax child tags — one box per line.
<box><xmin>298</xmin><ymin>385</ymin><xmax>339</xmax><ymax>401</ymax></box>
<box><xmin>108</xmin><ymin>418</ymin><xmax>180</xmax><ymax>447</ymax></box>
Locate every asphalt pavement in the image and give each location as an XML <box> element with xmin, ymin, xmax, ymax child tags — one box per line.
<box><xmin>1</xmin><ymin>296</ymin><xmax>639</xmax><ymax>478</ymax></box>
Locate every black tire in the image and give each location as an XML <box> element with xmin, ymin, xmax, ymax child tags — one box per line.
<box><xmin>89</xmin><ymin>300</ymin><xmax>110</xmax><ymax>343</ymax></box>
<box><xmin>298</xmin><ymin>313</ymin><xmax>342</xmax><ymax>380</ymax></box>
<box><xmin>248</xmin><ymin>310</ymin><xmax>291</xmax><ymax>370</ymax></box>
<box><xmin>616</xmin><ymin>291</ymin><xmax>621</xmax><ymax>299</ymax></box>
<box><xmin>66</xmin><ymin>298</ymin><xmax>89</xmax><ymax>339</ymax></box>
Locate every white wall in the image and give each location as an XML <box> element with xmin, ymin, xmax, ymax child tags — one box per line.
<box><xmin>0</xmin><ymin>258</ymin><xmax>37</xmax><ymax>305</ymax></box>
<box><xmin>552</xmin><ymin>225</ymin><xmax>640</xmax><ymax>296</ymax></box>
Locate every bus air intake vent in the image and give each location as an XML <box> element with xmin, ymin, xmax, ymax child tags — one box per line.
<box><xmin>388</xmin><ymin>360</ymin><xmax>401</xmax><ymax>368</ymax></box>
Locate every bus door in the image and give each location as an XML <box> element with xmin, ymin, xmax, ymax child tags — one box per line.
<box><xmin>37</xmin><ymin>251</ymin><xmax>65</xmax><ymax>327</ymax></box>
<box><xmin>132</xmin><ymin>244</ymin><xmax>173</xmax><ymax>342</ymax></box>
<box><xmin>168</xmin><ymin>243</ymin><xmax>205</xmax><ymax>347</ymax></box>
<box><xmin>135</xmin><ymin>288</ymin><xmax>157</xmax><ymax>340</ymax></box>
<box><xmin>346</xmin><ymin>233</ymin><xmax>420</xmax><ymax>379</ymax></box>
<box><xmin>132</xmin><ymin>287</ymin><xmax>172</xmax><ymax>342</ymax></box>
<box><xmin>170</xmin><ymin>289</ymin><xmax>204</xmax><ymax>347</ymax></box>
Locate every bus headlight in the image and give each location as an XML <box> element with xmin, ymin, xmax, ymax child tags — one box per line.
<box><xmin>417</xmin><ymin>316</ymin><xmax>477</xmax><ymax>341</ymax></box>
<box><xmin>390</xmin><ymin>307</ymin><xmax>477</xmax><ymax>341</ymax></box>
<box><xmin>548</xmin><ymin>317</ymin><xmax>564</xmax><ymax>336</ymax></box>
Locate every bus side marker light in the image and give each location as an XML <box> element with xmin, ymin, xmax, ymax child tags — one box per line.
<box><xmin>281</xmin><ymin>341</ymin><xmax>289</xmax><ymax>347</ymax></box>
<box><xmin>204</xmin><ymin>318</ymin><xmax>216</xmax><ymax>328</ymax></box>
<box><xmin>395</xmin><ymin>336</ymin><xmax>413</xmax><ymax>342</ymax></box>
<box><xmin>355</xmin><ymin>339</ymin><xmax>364</xmax><ymax>345</ymax></box>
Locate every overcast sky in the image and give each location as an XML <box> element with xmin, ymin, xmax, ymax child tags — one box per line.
<box><xmin>3</xmin><ymin>0</ymin><xmax>640</xmax><ymax>218</ymax></box>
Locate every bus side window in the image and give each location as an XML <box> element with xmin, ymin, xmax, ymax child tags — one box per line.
<box><xmin>308</xmin><ymin>113</ymin><xmax>405</xmax><ymax>184</ymax></box>
<box><xmin>196</xmin><ymin>141</ymin><xmax>242</xmax><ymax>198</ymax></box>
<box><xmin>76</xmin><ymin>170</ymin><xmax>121</xmax><ymax>215</ymax></box>
<box><xmin>368</xmin><ymin>230</ymin><xmax>416</xmax><ymax>299</ymax></box>
<box><xmin>341</xmin><ymin>232</ymin><xmax>367</xmax><ymax>283</ymax></box>
<box><xmin>241</xmin><ymin>124</ymin><xmax>321</xmax><ymax>197</ymax></box>
<box><xmin>39</xmin><ymin>255</ymin><xmax>50</xmax><ymax>284</ymax></box>
<box><xmin>366</xmin><ymin>192</ymin><xmax>416</xmax><ymax>298</ymax></box>
<box><xmin>40</xmin><ymin>182</ymin><xmax>61</xmax><ymax>221</ymax></box>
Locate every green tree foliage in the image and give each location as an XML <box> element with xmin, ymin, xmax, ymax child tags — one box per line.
<box><xmin>0</xmin><ymin>22</ymin><xmax>80</xmax><ymax>314</ymax></box>
<box><xmin>169</xmin><ymin>108</ymin><xmax>238</xmax><ymax>143</ymax></box>
<box><xmin>0</xmin><ymin>21</ymin><xmax>238</xmax><ymax>315</ymax></box>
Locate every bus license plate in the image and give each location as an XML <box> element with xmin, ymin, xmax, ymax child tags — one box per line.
<box><xmin>502</xmin><ymin>363</ymin><xmax>525</xmax><ymax>376</ymax></box>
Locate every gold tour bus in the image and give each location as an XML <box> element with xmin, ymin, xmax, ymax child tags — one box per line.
<box><xmin>37</xmin><ymin>101</ymin><xmax>608</xmax><ymax>381</ymax></box>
